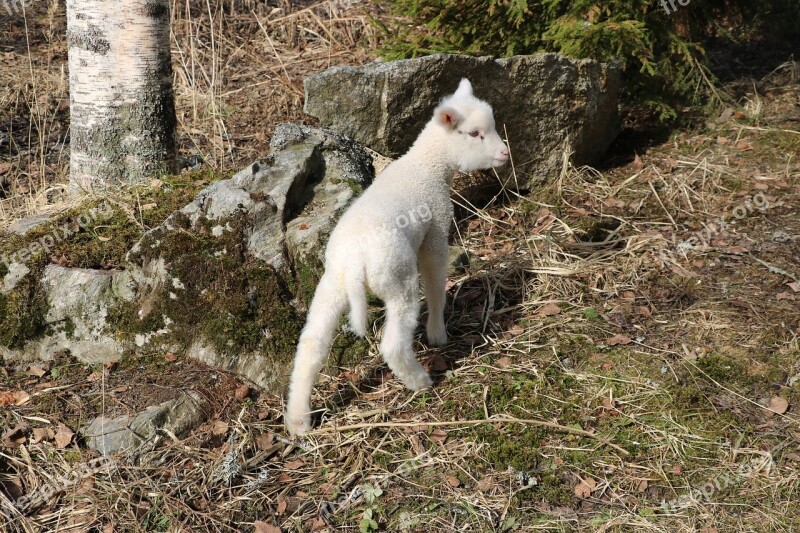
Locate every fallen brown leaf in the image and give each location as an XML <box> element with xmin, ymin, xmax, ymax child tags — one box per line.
<box><xmin>309</xmin><ymin>517</ymin><xmax>327</xmax><ymax>531</ymax></box>
<box><xmin>425</xmin><ymin>354</ymin><xmax>448</xmax><ymax>372</ymax></box>
<box><xmin>26</xmin><ymin>365</ymin><xmax>47</xmax><ymax>378</ymax></box>
<box><xmin>574</xmin><ymin>477</ymin><xmax>596</xmax><ymax>498</ymax></box>
<box><xmin>54</xmin><ymin>424</ymin><xmax>74</xmax><ymax>448</ymax></box>
<box><xmin>631</xmin><ymin>153</ymin><xmax>644</xmax><ymax>171</ymax></box>
<box><xmin>0</xmin><ymin>390</ymin><xmax>17</xmax><ymax>406</ymax></box>
<box><xmin>31</xmin><ymin>427</ymin><xmax>54</xmax><ymax>444</ymax></box>
<box><xmin>285</xmin><ymin>459</ymin><xmax>305</xmax><ymax>470</ymax></box>
<box><xmin>234</xmin><ymin>384</ymin><xmax>250</xmax><ymax>401</ymax></box>
<box><xmin>276</xmin><ymin>499</ymin><xmax>288</xmax><ymax>515</ymax></box>
<box><xmin>254</xmin><ymin>433</ymin><xmax>274</xmax><ymax>453</ymax></box>
<box><xmin>3</xmin><ymin>424</ymin><xmax>27</xmax><ymax>444</ymax></box>
<box><xmin>13</xmin><ymin>390</ymin><xmax>30</xmax><ymax>406</ymax></box>
<box><xmin>507</xmin><ymin>324</ymin><xmax>525</xmax><ymax>336</ymax></box>
<box><xmin>253</xmin><ymin>520</ymin><xmax>286</xmax><ymax>533</ymax></box>
<box><xmin>767</xmin><ymin>396</ymin><xmax>789</xmax><ymax>415</ymax></box>
<box><xmin>606</xmin><ymin>334</ymin><xmax>632</xmax><ymax>346</ymax></box>
<box><xmin>602</xmin><ymin>197</ymin><xmax>626</xmax><ymax>209</ymax></box>
<box><xmin>495</xmin><ymin>356</ymin><xmax>512</xmax><ymax>368</ymax></box>
<box><xmin>429</xmin><ymin>429</ymin><xmax>448</xmax><ymax>444</ymax></box>
<box><xmin>475</xmin><ymin>476</ymin><xmax>496</xmax><ymax>492</ymax></box>
<box><xmin>538</xmin><ymin>303</ymin><xmax>561</xmax><ymax>316</ymax></box>
<box><xmin>211</xmin><ymin>420</ymin><xmax>229</xmax><ymax>436</ymax></box>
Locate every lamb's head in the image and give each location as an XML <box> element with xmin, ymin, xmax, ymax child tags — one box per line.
<box><xmin>433</xmin><ymin>79</ymin><xmax>509</xmax><ymax>172</ymax></box>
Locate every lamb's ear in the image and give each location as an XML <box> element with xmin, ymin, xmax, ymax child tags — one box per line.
<box><xmin>454</xmin><ymin>78</ymin><xmax>473</xmax><ymax>98</ymax></box>
<box><xmin>435</xmin><ymin>105</ymin><xmax>463</xmax><ymax>129</ymax></box>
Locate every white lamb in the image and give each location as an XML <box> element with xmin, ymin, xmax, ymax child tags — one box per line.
<box><xmin>285</xmin><ymin>79</ymin><xmax>509</xmax><ymax>436</ymax></box>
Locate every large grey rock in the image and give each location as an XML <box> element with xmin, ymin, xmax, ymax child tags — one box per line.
<box><xmin>304</xmin><ymin>53</ymin><xmax>621</xmax><ymax>190</ymax></box>
<box><xmin>81</xmin><ymin>391</ymin><xmax>207</xmax><ymax>455</ymax></box>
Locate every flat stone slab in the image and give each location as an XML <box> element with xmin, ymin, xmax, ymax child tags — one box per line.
<box><xmin>81</xmin><ymin>391</ymin><xmax>207</xmax><ymax>455</ymax></box>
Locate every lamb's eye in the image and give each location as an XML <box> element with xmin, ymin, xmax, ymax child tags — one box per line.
<box><xmin>469</xmin><ymin>130</ymin><xmax>480</xmax><ymax>138</ymax></box>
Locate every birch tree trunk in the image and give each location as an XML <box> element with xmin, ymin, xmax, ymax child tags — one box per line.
<box><xmin>67</xmin><ymin>0</ymin><xmax>176</xmax><ymax>192</ymax></box>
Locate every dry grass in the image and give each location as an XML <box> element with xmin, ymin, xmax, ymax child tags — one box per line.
<box><xmin>2</xmin><ymin>3</ymin><xmax>800</xmax><ymax>532</ymax></box>
<box><xmin>3</xmin><ymin>84</ymin><xmax>800</xmax><ymax>529</ymax></box>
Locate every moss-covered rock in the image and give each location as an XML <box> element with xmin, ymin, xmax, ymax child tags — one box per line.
<box><xmin>1</xmin><ymin>125</ymin><xmax>375</xmax><ymax>390</ymax></box>
<box><xmin>0</xmin><ymin>170</ymin><xmax>220</xmax><ymax>362</ymax></box>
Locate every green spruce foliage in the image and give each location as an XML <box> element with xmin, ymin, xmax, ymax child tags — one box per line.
<box><xmin>381</xmin><ymin>0</ymin><xmax>800</xmax><ymax>118</ymax></box>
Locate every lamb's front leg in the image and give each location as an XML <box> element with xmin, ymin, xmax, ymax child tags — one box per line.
<box><xmin>419</xmin><ymin>244</ymin><xmax>449</xmax><ymax>346</ymax></box>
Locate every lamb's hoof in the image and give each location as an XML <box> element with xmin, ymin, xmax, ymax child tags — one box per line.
<box><xmin>426</xmin><ymin>321</ymin><xmax>448</xmax><ymax>346</ymax></box>
<box><xmin>404</xmin><ymin>371</ymin><xmax>433</xmax><ymax>391</ymax></box>
<box><xmin>426</xmin><ymin>330</ymin><xmax>448</xmax><ymax>347</ymax></box>
<box><xmin>285</xmin><ymin>413</ymin><xmax>312</xmax><ymax>436</ymax></box>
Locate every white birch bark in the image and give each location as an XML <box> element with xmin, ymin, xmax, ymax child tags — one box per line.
<box><xmin>67</xmin><ymin>0</ymin><xmax>176</xmax><ymax>192</ymax></box>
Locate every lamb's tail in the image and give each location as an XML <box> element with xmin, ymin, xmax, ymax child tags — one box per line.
<box><xmin>345</xmin><ymin>266</ymin><xmax>368</xmax><ymax>337</ymax></box>
<box><xmin>286</xmin><ymin>271</ymin><xmax>347</xmax><ymax>432</ymax></box>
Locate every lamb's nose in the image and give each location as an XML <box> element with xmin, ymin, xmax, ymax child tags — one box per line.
<box><xmin>500</xmin><ymin>148</ymin><xmax>509</xmax><ymax>157</ymax></box>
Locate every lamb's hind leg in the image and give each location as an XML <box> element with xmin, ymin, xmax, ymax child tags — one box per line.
<box><xmin>285</xmin><ymin>272</ymin><xmax>347</xmax><ymax>436</ymax></box>
<box><xmin>419</xmin><ymin>245</ymin><xmax>448</xmax><ymax>346</ymax></box>
<box><xmin>380</xmin><ymin>282</ymin><xmax>432</xmax><ymax>391</ymax></box>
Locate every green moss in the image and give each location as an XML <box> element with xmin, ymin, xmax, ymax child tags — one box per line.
<box><xmin>330</xmin><ymin>330</ymin><xmax>371</xmax><ymax>368</ymax></box>
<box><xmin>576</xmin><ymin>217</ymin><xmax>622</xmax><ymax>243</ymax></box>
<box><xmin>0</xmin><ymin>261</ymin><xmax>48</xmax><ymax>348</ymax></box>
<box><xmin>114</xmin><ymin>209</ymin><xmax>301</xmax><ymax>361</ymax></box>
<box><xmin>63</xmin><ymin>449</ymin><xmax>82</xmax><ymax>464</ymax></box>
<box><xmin>695</xmin><ymin>354</ymin><xmax>745</xmax><ymax>383</ymax></box>
<box><xmin>345</xmin><ymin>178</ymin><xmax>364</xmax><ymax>195</ymax></box>
<box><xmin>758</xmin><ymin>131</ymin><xmax>800</xmax><ymax>157</ymax></box>
<box><xmin>476</xmin><ymin>425</ymin><xmax>545</xmax><ymax>472</ymax></box>
<box><xmin>469</xmin><ymin>367</ymin><xmax>597</xmax><ymax>468</ymax></box>
<box><xmin>294</xmin><ymin>253</ymin><xmax>324</xmax><ymax>307</ymax></box>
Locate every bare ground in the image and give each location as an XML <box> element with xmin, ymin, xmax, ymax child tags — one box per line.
<box><xmin>2</xmin><ymin>1</ymin><xmax>800</xmax><ymax>532</ymax></box>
